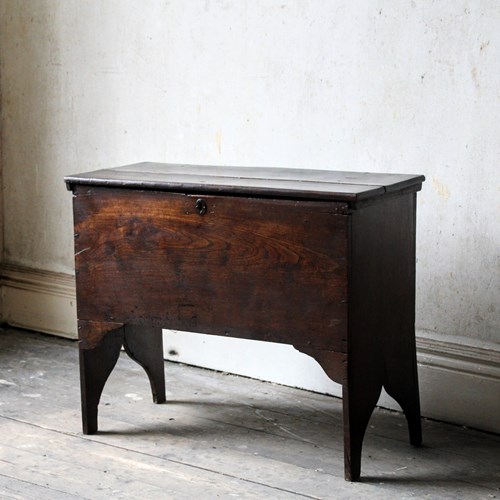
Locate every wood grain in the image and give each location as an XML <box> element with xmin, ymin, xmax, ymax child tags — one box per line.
<box><xmin>74</xmin><ymin>187</ymin><xmax>349</xmax><ymax>353</ymax></box>
<box><xmin>65</xmin><ymin>162</ymin><xmax>424</xmax><ymax>202</ymax></box>
<box><xmin>67</xmin><ymin>164</ymin><xmax>425</xmax><ymax>481</ymax></box>
<box><xmin>342</xmin><ymin>192</ymin><xmax>422</xmax><ymax>480</ymax></box>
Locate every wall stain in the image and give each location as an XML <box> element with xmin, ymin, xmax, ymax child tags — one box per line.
<box><xmin>480</xmin><ymin>40</ymin><xmax>490</xmax><ymax>52</ymax></box>
<box><xmin>432</xmin><ymin>176</ymin><xmax>451</xmax><ymax>201</ymax></box>
<box><xmin>215</xmin><ymin>129</ymin><xmax>222</xmax><ymax>155</ymax></box>
<box><xmin>471</xmin><ymin>66</ymin><xmax>480</xmax><ymax>91</ymax></box>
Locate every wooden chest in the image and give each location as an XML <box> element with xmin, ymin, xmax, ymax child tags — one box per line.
<box><xmin>66</xmin><ymin>163</ymin><xmax>425</xmax><ymax>481</ymax></box>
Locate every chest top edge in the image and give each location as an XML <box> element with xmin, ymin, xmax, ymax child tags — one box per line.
<box><xmin>65</xmin><ymin>162</ymin><xmax>425</xmax><ymax>202</ymax></box>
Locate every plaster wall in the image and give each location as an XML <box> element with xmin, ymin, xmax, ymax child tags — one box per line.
<box><xmin>0</xmin><ymin>2</ymin><xmax>498</xmax><ymax>349</ymax></box>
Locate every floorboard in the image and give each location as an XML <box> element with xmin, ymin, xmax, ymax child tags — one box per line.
<box><xmin>0</xmin><ymin>327</ymin><xmax>499</xmax><ymax>499</ymax></box>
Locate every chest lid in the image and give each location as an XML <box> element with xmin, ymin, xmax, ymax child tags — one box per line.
<box><xmin>65</xmin><ymin>162</ymin><xmax>424</xmax><ymax>202</ymax></box>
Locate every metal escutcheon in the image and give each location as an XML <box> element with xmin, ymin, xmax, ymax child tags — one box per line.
<box><xmin>195</xmin><ymin>198</ymin><xmax>207</xmax><ymax>216</ymax></box>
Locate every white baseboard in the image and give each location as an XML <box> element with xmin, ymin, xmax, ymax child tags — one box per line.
<box><xmin>162</xmin><ymin>331</ymin><xmax>500</xmax><ymax>434</ymax></box>
<box><xmin>0</xmin><ymin>264</ymin><xmax>77</xmax><ymax>339</ymax></box>
<box><xmin>413</xmin><ymin>333</ymin><xmax>500</xmax><ymax>434</ymax></box>
<box><xmin>1</xmin><ymin>265</ymin><xmax>498</xmax><ymax>432</ymax></box>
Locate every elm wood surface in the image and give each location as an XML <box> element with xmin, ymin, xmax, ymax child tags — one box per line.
<box><xmin>78</xmin><ymin>322</ymin><xmax>166</xmax><ymax>434</ymax></box>
<box><xmin>65</xmin><ymin>162</ymin><xmax>425</xmax><ymax>201</ymax></box>
<box><xmin>65</xmin><ymin>164</ymin><xmax>424</xmax><ymax>481</ymax></box>
<box><xmin>73</xmin><ymin>189</ymin><xmax>349</xmax><ymax>354</ymax></box>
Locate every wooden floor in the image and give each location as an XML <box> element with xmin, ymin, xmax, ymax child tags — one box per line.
<box><xmin>0</xmin><ymin>328</ymin><xmax>498</xmax><ymax>499</ymax></box>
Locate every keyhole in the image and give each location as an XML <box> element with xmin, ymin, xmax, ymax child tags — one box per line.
<box><xmin>195</xmin><ymin>198</ymin><xmax>207</xmax><ymax>216</ymax></box>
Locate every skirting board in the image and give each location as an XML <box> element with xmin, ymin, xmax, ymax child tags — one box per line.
<box><xmin>1</xmin><ymin>264</ymin><xmax>498</xmax><ymax>433</ymax></box>
<box><xmin>162</xmin><ymin>330</ymin><xmax>500</xmax><ymax>434</ymax></box>
<box><xmin>0</xmin><ymin>264</ymin><xmax>77</xmax><ymax>339</ymax></box>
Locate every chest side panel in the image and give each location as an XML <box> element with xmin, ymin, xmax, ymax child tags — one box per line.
<box><xmin>73</xmin><ymin>187</ymin><xmax>348</xmax><ymax>351</ymax></box>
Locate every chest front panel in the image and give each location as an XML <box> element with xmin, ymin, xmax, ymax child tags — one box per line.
<box><xmin>73</xmin><ymin>187</ymin><xmax>349</xmax><ymax>351</ymax></box>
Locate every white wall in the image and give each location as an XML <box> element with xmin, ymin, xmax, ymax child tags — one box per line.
<box><xmin>1</xmin><ymin>1</ymin><xmax>499</xmax><ymax>430</ymax></box>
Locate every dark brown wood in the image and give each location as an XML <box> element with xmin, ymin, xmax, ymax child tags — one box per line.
<box><xmin>78</xmin><ymin>321</ymin><xmax>166</xmax><ymax>434</ymax></box>
<box><xmin>78</xmin><ymin>320</ymin><xmax>124</xmax><ymax>434</ymax></box>
<box><xmin>73</xmin><ymin>188</ymin><xmax>349</xmax><ymax>353</ymax></box>
<box><xmin>341</xmin><ymin>192</ymin><xmax>423</xmax><ymax>480</ymax></box>
<box><xmin>294</xmin><ymin>346</ymin><xmax>347</xmax><ymax>385</ymax></box>
<box><xmin>67</xmin><ymin>164</ymin><xmax>424</xmax><ymax>481</ymax></box>
<box><xmin>65</xmin><ymin>162</ymin><xmax>424</xmax><ymax>202</ymax></box>
<box><xmin>123</xmin><ymin>325</ymin><xmax>166</xmax><ymax>404</ymax></box>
